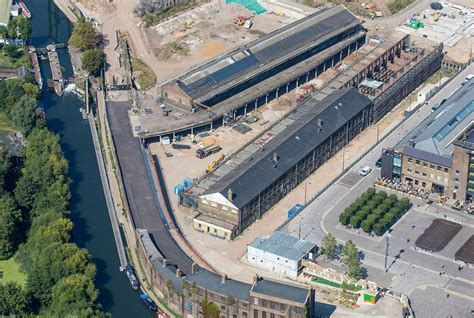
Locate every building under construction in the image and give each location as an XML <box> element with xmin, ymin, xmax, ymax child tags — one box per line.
<box><xmin>181</xmin><ymin>32</ymin><xmax>443</xmax><ymax>239</ymax></box>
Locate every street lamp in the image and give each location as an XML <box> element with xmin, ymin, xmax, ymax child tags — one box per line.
<box><xmin>384</xmin><ymin>232</ymin><xmax>392</xmax><ymax>273</ymax></box>
<box><xmin>304</xmin><ymin>181</ymin><xmax>311</xmax><ymax>205</ymax></box>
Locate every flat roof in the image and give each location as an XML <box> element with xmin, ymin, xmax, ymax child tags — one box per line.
<box><xmin>0</xmin><ymin>0</ymin><xmax>11</xmax><ymax>26</ymax></box>
<box><xmin>251</xmin><ymin>277</ymin><xmax>309</xmax><ymax>304</ymax></box>
<box><xmin>397</xmin><ymin>78</ymin><xmax>474</xmax><ymax>157</ymax></box>
<box><xmin>249</xmin><ymin>231</ymin><xmax>316</xmax><ymax>261</ymax></box>
<box><xmin>175</xmin><ymin>5</ymin><xmax>359</xmax><ymax>102</ymax></box>
<box><xmin>455</xmin><ymin>235</ymin><xmax>474</xmax><ymax>265</ymax></box>
<box><xmin>204</xmin><ymin>87</ymin><xmax>372</xmax><ymax>209</ymax></box>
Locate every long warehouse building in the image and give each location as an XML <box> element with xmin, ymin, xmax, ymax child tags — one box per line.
<box><xmin>160</xmin><ymin>5</ymin><xmax>366</xmax><ymax>121</ymax></box>
<box><xmin>191</xmin><ymin>88</ymin><xmax>372</xmax><ymax>238</ymax></box>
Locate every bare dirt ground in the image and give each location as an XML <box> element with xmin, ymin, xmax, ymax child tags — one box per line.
<box><xmin>142</xmin><ymin>0</ymin><xmax>295</xmax><ymax>83</ymax></box>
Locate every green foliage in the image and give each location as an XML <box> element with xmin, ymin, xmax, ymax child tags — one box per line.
<box><xmin>81</xmin><ymin>49</ymin><xmax>104</xmax><ymax>74</ymax></box>
<box><xmin>0</xmin><ymin>195</ymin><xmax>22</xmax><ymax>259</ymax></box>
<box><xmin>7</xmin><ymin>19</ymin><xmax>17</xmax><ymax>39</ymax></box>
<box><xmin>0</xmin><ymin>150</ymin><xmax>11</xmax><ymax>195</ymax></box>
<box><xmin>341</xmin><ymin>240</ymin><xmax>362</xmax><ymax>280</ymax></box>
<box><xmin>2</xmin><ymin>44</ymin><xmax>20</xmax><ymax>59</ymax></box>
<box><xmin>201</xmin><ymin>298</ymin><xmax>220</xmax><ymax>318</ymax></box>
<box><xmin>0</xmin><ymin>282</ymin><xmax>30</xmax><ymax>315</ymax></box>
<box><xmin>22</xmin><ymin>82</ymin><xmax>41</xmax><ymax>99</ymax></box>
<box><xmin>321</xmin><ymin>233</ymin><xmax>337</xmax><ymax>260</ymax></box>
<box><xmin>16</xmin><ymin>16</ymin><xmax>31</xmax><ymax>41</ymax></box>
<box><xmin>0</xmin><ymin>25</ymin><xmax>7</xmax><ymax>40</ymax></box>
<box><xmin>388</xmin><ymin>0</ymin><xmax>415</xmax><ymax>14</ymax></box>
<box><xmin>69</xmin><ymin>17</ymin><xmax>100</xmax><ymax>51</ymax></box>
<box><xmin>9</xmin><ymin>95</ymin><xmax>40</xmax><ymax>135</ymax></box>
<box><xmin>49</xmin><ymin>274</ymin><xmax>103</xmax><ymax>317</ymax></box>
<box><xmin>339</xmin><ymin>188</ymin><xmax>410</xmax><ymax>235</ymax></box>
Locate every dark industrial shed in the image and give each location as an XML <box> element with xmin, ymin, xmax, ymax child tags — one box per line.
<box><xmin>161</xmin><ymin>5</ymin><xmax>366</xmax><ymax>115</ymax></box>
<box><xmin>195</xmin><ymin>87</ymin><xmax>372</xmax><ymax>237</ymax></box>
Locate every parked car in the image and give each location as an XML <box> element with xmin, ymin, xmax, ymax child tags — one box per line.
<box><xmin>375</xmin><ymin>157</ymin><xmax>382</xmax><ymax>168</ymax></box>
<box><xmin>359</xmin><ymin>166</ymin><xmax>372</xmax><ymax>176</ymax></box>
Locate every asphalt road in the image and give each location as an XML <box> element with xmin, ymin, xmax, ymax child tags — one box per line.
<box><xmin>107</xmin><ymin>101</ymin><xmax>193</xmax><ymax>274</ymax></box>
<box><xmin>285</xmin><ymin>65</ymin><xmax>474</xmax><ymax>316</ymax></box>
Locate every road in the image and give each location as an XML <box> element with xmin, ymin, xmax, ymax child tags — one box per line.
<box><xmin>285</xmin><ymin>65</ymin><xmax>474</xmax><ymax>317</ymax></box>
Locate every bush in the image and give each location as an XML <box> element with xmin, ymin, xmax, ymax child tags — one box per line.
<box><xmin>340</xmin><ymin>212</ymin><xmax>351</xmax><ymax>226</ymax></box>
<box><xmin>366</xmin><ymin>187</ymin><xmax>376</xmax><ymax>197</ymax></box>
<box><xmin>350</xmin><ymin>215</ymin><xmax>363</xmax><ymax>228</ymax></box>
<box><xmin>373</xmin><ymin>222</ymin><xmax>386</xmax><ymax>236</ymax></box>
<box><xmin>361</xmin><ymin>219</ymin><xmax>373</xmax><ymax>233</ymax></box>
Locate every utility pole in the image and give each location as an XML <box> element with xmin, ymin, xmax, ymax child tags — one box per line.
<box><xmin>385</xmin><ymin>233</ymin><xmax>391</xmax><ymax>273</ymax></box>
<box><xmin>342</xmin><ymin>149</ymin><xmax>345</xmax><ymax>172</ymax></box>
<box><xmin>298</xmin><ymin>217</ymin><xmax>304</xmax><ymax>239</ymax></box>
<box><xmin>376</xmin><ymin>123</ymin><xmax>380</xmax><ymax>142</ymax></box>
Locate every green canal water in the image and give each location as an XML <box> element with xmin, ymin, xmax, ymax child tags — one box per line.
<box><xmin>26</xmin><ymin>1</ymin><xmax>153</xmax><ymax>316</ymax></box>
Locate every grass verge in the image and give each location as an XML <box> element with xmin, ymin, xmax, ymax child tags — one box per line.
<box><xmin>132</xmin><ymin>58</ymin><xmax>157</xmax><ymax>91</ymax></box>
<box><xmin>388</xmin><ymin>0</ymin><xmax>415</xmax><ymax>14</ymax></box>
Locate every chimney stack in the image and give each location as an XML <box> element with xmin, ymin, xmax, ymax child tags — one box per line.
<box><xmin>272</xmin><ymin>152</ymin><xmax>279</xmax><ymax>163</ymax></box>
<box><xmin>191</xmin><ymin>262</ymin><xmax>199</xmax><ymax>275</ymax></box>
<box><xmin>227</xmin><ymin>188</ymin><xmax>233</xmax><ymax>201</ymax></box>
<box><xmin>316</xmin><ymin>119</ymin><xmax>323</xmax><ymax>127</ymax></box>
<box><xmin>162</xmin><ymin>259</ymin><xmax>168</xmax><ymax>267</ymax></box>
<box><xmin>408</xmin><ymin>139</ymin><xmax>415</xmax><ymax>147</ymax></box>
<box><xmin>221</xmin><ymin>274</ymin><xmax>227</xmax><ymax>284</ymax></box>
<box><xmin>176</xmin><ymin>268</ymin><xmax>182</xmax><ymax>277</ymax></box>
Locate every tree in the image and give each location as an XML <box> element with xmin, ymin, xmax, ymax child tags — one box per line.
<box><xmin>0</xmin><ymin>25</ymin><xmax>7</xmax><ymax>40</ymax></box>
<box><xmin>339</xmin><ymin>212</ymin><xmax>351</xmax><ymax>226</ymax></box>
<box><xmin>201</xmin><ymin>298</ymin><xmax>220</xmax><ymax>318</ymax></box>
<box><xmin>0</xmin><ymin>282</ymin><xmax>30</xmax><ymax>315</ymax></box>
<box><xmin>0</xmin><ymin>195</ymin><xmax>22</xmax><ymax>259</ymax></box>
<box><xmin>69</xmin><ymin>17</ymin><xmax>100</xmax><ymax>51</ymax></box>
<box><xmin>9</xmin><ymin>95</ymin><xmax>40</xmax><ymax>135</ymax></box>
<box><xmin>16</xmin><ymin>16</ymin><xmax>31</xmax><ymax>41</ymax></box>
<box><xmin>341</xmin><ymin>240</ymin><xmax>363</xmax><ymax>280</ymax></box>
<box><xmin>49</xmin><ymin>274</ymin><xmax>102</xmax><ymax>317</ymax></box>
<box><xmin>350</xmin><ymin>215</ymin><xmax>362</xmax><ymax>228</ymax></box>
<box><xmin>6</xmin><ymin>19</ymin><xmax>17</xmax><ymax>39</ymax></box>
<box><xmin>321</xmin><ymin>233</ymin><xmax>337</xmax><ymax>260</ymax></box>
<box><xmin>22</xmin><ymin>82</ymin><xmax>40</xmax><ymax>99</ymax></box>
<box><xmin>2</xmin><ymin>44</ymin><xmax>20</xmax><ymax>59</ymax></box>
<box><xmin>341</xmin><ymin>240</ymin><xmax>358</xmax><ymax>263</ymax></box>
<box><xmin>81</xmin><ymin>49</ymin><xmax>104</xmax><ymax>74</ymax></box>
<box><xmin>0</xmin><ymin>149</ymin><xmax>11</xmax><ymax>194</ymax></box>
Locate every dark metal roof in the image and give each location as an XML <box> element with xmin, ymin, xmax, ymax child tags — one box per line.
<box><xmin>186</xmin><ymin>269</ymin><xmax>251</xmax><ymax>301</ymax></box>
<box><xmin>400</xmin><ymin>146</ymin><xmax>452</xmax><ymax>167</ymax></box>
<box><xmin>205</xmin><ymin>87</ymin><xmax>372</xmax><ymax>209</ymax></box>
<box><xmin>177</xmin><ymin>5</ymin><xmax>359</xmax><ymax>101</ymax></box>
<box><xmin>251</xmin><ymin>278</ymin><xmax>309</xmax><ymax>304</ymax></box>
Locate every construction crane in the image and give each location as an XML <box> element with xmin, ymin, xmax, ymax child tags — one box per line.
<box><xmin>207</xmin><ymin>154</ymin><xmax>225</xmax><ymax>173</ymax></box>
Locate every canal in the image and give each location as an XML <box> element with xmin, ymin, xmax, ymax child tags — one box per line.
<box><xmin>27</xmin><ymin>1</ymin><xmax>152</xmax><ymax>316</ymax></box>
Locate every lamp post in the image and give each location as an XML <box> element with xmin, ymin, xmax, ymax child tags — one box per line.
<box><xmin>385</xmin><ymin>233</ymin><xmax>391</xmax><ymax>273</ymax></box>
<box><xmin>298</xmin><ymin>216</ymin><xmax>304</xmax><ymax>239</ymax></box>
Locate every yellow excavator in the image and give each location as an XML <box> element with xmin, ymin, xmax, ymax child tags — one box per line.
<box><xmin>207</xmin><ymin>154</ymin><xmax>225</xmax><ymax>173</ymax></box>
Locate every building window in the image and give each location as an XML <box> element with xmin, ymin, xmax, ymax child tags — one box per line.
<box><xmin>415</xmin><ymin>160</ymin><xmax>420</xmax><ymax>165</ymax></box>
<box><xmin>262</xmin><ymin>312</ymin><xmax>267</xmax><ymax>318</ymax></box>
<box><xmin>221</xmin><ymin>306</ymin><xmax>225</xmax><ymax>311</ymax></box>
<box><xmin>430</xmin><ymin>164</ymin><xmax>435</xmax><ymax>169</ymax></box>
<box><xmin>422</xmin><ymin>182</ymin><xmax>426</xmax><ymax>187</ymax></box>
<box><xmin>437</xmin><ymin>176</ymin><xmax>441</xmax><ymax>181</ymax></box>
<box><xmin>437</xmin><ymin>166</ymin><xmax>442</xmax><ymax>171</ymax></box>
<box><xmin>254</xmin><ymin>309</ymin><xmax>258</xmax><ymax>318</ymax></box>
<box><xmin>455</xmin><ymin>185</ymin><xmax>459</xmax><ymax>190</ymax></box>
<box><xmin>415</xmin><ymin>170</ymin><xmax>419</xmax><ymax>175</ymax></box>
<box><xmin>455</xmin><ymin>178</ymin><xmax>459</xmax><ymax>182</ymax></box>
<box><xmin>407</xmin><ymin>167</ymin><xmax>412</xmax><ymax>173</ymax></box>
<box><xmin>270</xmin><ymin>314</ymin><xmax>275</xmax><ymax>318</ymax></box>
<box><xmin>214</xmin><ymin>228</ymin><xmax>217</xmax><ymax>233</ymax></box>
<box><xmin>280</xmin><ymin>304</ymin><xmax>286</xmax><ymax>311</ymax></box>
<box><xmin>242</xmin><ymin>312</ymin><xmax>248</xmax><ymax>317</ymax></box>
<box><xmin>414</xmin><ymin>180</ymin><xmax>419</xmax><ymax>185</ymax></box>
<box><xmin>456</xmin><ymin>170</ymin><xmax>460</xmax><ymax>175</ymax></box>
<box><xmin>423</xmin><ymin>162</ymin><xmax>427</xmax><ymax>167</ymax></box>
<box><xmin>422</xmin><ymin>172</ymin><xmax>427</xmax><ymax>177</ymax></box>
<box><xmin>430</xmin><ymin>173</ymin><xmax>434</xmax><ymax>179</ymax></box>
<box><xmin>408</xmin><ymin>158</ymin><xmax>413</xmax><ymax>163</ymax></box>
<box><xmin>444</xmin><ymin>178</ymin><xmax>448</xmax><ymax>183</ymax></box>
<box><xmin>261</xmin><ymin>300</ymin><xmax>267</xmax><ymax>308</ymax></box>
<box><xmin>211</xmin><ymin>202</ymin><xmax>217</xmax><ymax>207</ymax></box>
<box><xmin>270</xmin><ymin>302</ymin><xmax>275</xmax><ymax>310</ymax></box>
<box><xmin>222</xmin><ymin>206</ymin><xmax>228</xmax><ymax>211</ymax></box>
<box><xmin>444</xmin><ymin>168</ymin><xmax>449</xmax><ymax>173</ymax></box>
<box><xmin>254</xmin><ymin>298</ymin><xmax>259</xmax><ymax>306</ymax></box>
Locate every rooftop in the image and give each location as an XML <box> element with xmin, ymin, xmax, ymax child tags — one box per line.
<box><xmin>249</xmin><ymin>231</ymin><xmax>316</xmax><ymax>261</ymax></box>
<box><xmin>397</xmin><ymin>77</ymin><xmax>474</xmax><ymax>158</ymax></box>
<box><xmin>174</xmin><ymin>5</ymin><xmax>360</xmax><ymax>103</ymax></box>
<box><xmin>203</xmin><ymin>87</ymin><xmax>372</xmax><ymax>209</ymax></box>
<box><xmin>251</xmin><ymin>277</ymin><xmax>310</xmax><ymax>304</ymax></box>
<box><xmin>186</xmin><ymin>268</ymin><xmax>251</xmax><ymax>301</ymax></box>
<box><xmin>398</xmin><ymin>146</ymin><xmax>452</xmax><ymax>167</ymax></box>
